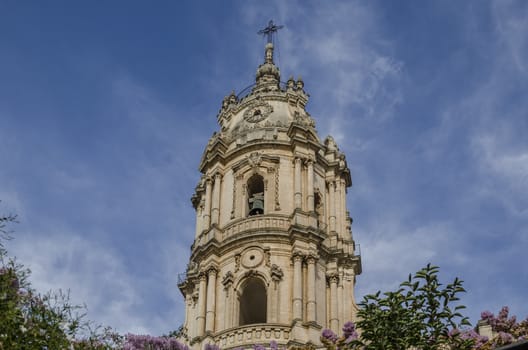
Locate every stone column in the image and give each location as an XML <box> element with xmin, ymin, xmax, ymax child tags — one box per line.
<box><xmin>328</xmin><ymin>274</ymin><xmax>339</xmax><ymax>332</ymax></box>
<box><xmin>336</xmin><ymin>179</ymin><xmax>342</xmax><ymax>235</ymax></box>
<box><xmin>270</xmin><ymin>265</ymin><xmax>284</xmax><ymax>323</ymax></box>
<box><xmin>222</xmin><ymin>272</ymin><xmax>234</xmax><ymax>329</ymax></box>
<box><xmin>205</xmin><ymin>267</ymin><xmax>217</xmax><ymax>332</ymax></box>
<box><xmin>197</xmin><ymin>273</ymin><xmax>207</xmax><ymax>336</ymax></box>
<box><xmin>294</xmin><ymin>157</ymin><xmax>302</xmax><ymax>209</ymax></box>
<box><xmin>340</xmin><ymin>179</ymin><xmax>347</xmax><ymax>235</ymax></box>
<box><xmin>328</xmin><ymin>181</ymin><xmax>336</xmax><ymax>232</ymax></box>
<box><xmin>306</xmin><ymin>159</ymin><xmax>314</xmax><ymax>212</ymax></box>
<box><xmin>306</xmin><ymin>254</ymin><xmax>318</xmax><ymax>322</ymax></box>
<box><xmin>211</xmin><ymin>173</ymin><xmax>222</xmax><ymax>225</ymax></box>
<box><xmin>338</xmin><ymin>270</ymin><xmax>344</xmax><ymax>327</ymax></box>
<box><xmin>241</xmin><ymin>184</ymin><xmax>247</xmax><ymax>217</ymax></box>
<box><xmin>195</xmin><ymin>203</ymin><xmax>203</xmax><ymax>238</ymax></box>
<box><xmin>203</xmin><ymin>178</ymin><xmax>213</xmax><ymax>229</ymax></box>
<box><xmin>184</xmin><ymin>294</ymin><xmax>191</xmax><ymax>336</ymax></box>
<box><xmin>344</xmin><ymin>270</ymin><xmax>355</xmax><ymax>321</ymax></box>
<box><xmin>292</xmin><ymin>253</ymin><xmax>303</xmax><ymax>321</ymax></box>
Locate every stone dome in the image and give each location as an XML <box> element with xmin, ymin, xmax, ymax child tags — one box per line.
<box><xmin>213</xmin><ymin>43</ymin><xmax>315</xmax><ymax>154</ymax></box>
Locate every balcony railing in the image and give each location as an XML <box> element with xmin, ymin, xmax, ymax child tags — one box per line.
<box><xmin>222</xmin><ymin>214</ymin><xmax>290</xmax><ymax>241</ymax></box>
<box><xmin>215</xmin><ymin>323</ymin><xmax>291</xmax><ymax>349</ymax></box>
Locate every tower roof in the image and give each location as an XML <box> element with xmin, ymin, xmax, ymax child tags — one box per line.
<box><xmin>254</xmin><ymin>42</ymin><xmax>280</xmax><ymax>91</ymax></box>
<box><xmin>214</xmin><ymin>39</ymin><xmax>314</xmax><ymax>151</ymax></box>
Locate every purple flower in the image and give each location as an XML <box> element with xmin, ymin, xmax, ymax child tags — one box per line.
<box><xmin>253</xmin><ymin>345</ymin><xmax>266</xmax><ymax>350</ymax></box>
<box><xmin>123</xmin><ymin>333</ymin><xmax>190</xmax><ymax>350</ymax></box>
<box><xmin>342</xmin><ymin>322</ymin><xmax>358</xmax><ymax>343</ymax></box>
<box><xmin>322</xmin><ymin>329</ymin><xmax>338</xmax><ymax>343</ymax></box>
<box><xmin>481</xmin><ymin>310</ymin><xmax>494</xmax><ymax>322</ymax></box>
<box><xmin>498</xmin><ymin>331</ymin><xmax>514</xmax><ymax>344</ymax></box>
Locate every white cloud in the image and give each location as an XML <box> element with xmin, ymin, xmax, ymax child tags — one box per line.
<box><xmin>356</xmin><ymin>219</ymin><xmax>465</xmax><ymax>295</ymax></box>
<box><xmin>493</xmin><ymin>1</ymin><xmax>528</xmax><ymax>75</ymax></box>
<box><xmin>239</xmin><ymin>1</ymin><xmax>403</xmax><ymax>145</ymax></box>
<box><xmin>9</xmin><ymin>230</ymin><xmax>148</xmax><ymax>333</ymax></box>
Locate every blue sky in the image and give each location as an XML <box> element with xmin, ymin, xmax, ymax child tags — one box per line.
<box><xmin>1</xmin><ymin>1</ymin><xmax>527</xmax><ymax>335</ymax></box>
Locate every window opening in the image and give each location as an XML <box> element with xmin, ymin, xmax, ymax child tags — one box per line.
<box><xmin>247</xmin><ymin>174</ymin><xmax>264</xmax><ymax>216</ymax></box>
<box><xmin>239</xmin><ymin>277</ymin><xmax>267</xmax><ymax>325</ymax></box>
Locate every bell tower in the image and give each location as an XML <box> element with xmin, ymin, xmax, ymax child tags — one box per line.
<box><xmin>178</xmin><ymin>25</ymin><xmax>362</xmax><ymax>349</ymax></box>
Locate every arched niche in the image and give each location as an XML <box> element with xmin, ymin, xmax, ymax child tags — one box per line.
<box><xmin>247</xmin><ymin>173</ymin><xmax>265</xmax><ymax>216</ymax></box>
<box><xmin>231</xmin><ymin>153</ymin><xmax>280</xmax><ymax>219</ymax></box>
<box><xmin>238</xmin><ymin>276</ymin><xmax>267</xmax><ymax>326</ymax></box>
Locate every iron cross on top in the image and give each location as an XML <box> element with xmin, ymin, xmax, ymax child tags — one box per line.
<box><xmin>258</xmin><ymin>20</ymin><xmax>284</xmax><ymax>43</ymax></box>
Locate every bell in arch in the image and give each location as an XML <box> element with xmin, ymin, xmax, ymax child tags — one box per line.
<box><xmin>248</xmin><ymin>192</ymin><xmax>264</xmax><ymax>216</ymax></box>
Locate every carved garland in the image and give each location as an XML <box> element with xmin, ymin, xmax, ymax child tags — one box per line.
<box><xmin>274</xmin><ymin>165</ymin><xmax>280</xmax><ymax>210</ymax></box>
<box><xmin>231</xmin><ymin>173</ymin><xmax>237</xmax><ymax>219</ymax></box>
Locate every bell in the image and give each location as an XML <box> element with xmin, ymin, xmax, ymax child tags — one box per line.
<box><xmin>248</xmin><ymin>193</ymin><xmax>264</xmax><ymax>215</ymax></box>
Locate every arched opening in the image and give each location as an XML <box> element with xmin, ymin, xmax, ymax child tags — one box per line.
<box><xmin>239</xmin><ymin>277</ymin><xmax>267</xmax><ymax>325</ymax></box>
<box><xmin>247</xmin><ymin>174</ymin><xmax>264</xmax><ymax>216</ymax></box>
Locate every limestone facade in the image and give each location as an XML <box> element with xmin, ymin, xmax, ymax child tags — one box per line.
<box><xmin>178</xmin><ymin>41</ymin><xmax>362</xmax><ymax>349</ymax></box>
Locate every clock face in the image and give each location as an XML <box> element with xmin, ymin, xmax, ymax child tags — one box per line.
<box><xmin>243</xmin><ymin>101</ymin><xmax>273</xmax><ymax>123</ymax></box>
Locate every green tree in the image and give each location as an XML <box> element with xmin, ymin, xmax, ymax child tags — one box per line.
<box><xmin>350</xmin><ymin>264</ymin><xmax>473</xmax><ymax>350</ymax></box>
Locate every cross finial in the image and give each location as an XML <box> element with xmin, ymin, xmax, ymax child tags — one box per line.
<box><xmin>258</xmin><ymin>20</ymin><xmax>284</xmax><ymax>44</ymax></box>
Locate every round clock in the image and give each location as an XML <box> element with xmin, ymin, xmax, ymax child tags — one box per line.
<box><xmin>243</xmin><ymin>101</ymin><xmax>273</xmax><ymax>123</ymax></box>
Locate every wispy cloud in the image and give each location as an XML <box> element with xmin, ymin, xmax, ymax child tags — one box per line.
<box><xmin>239</xmin><ymin>1</ymin><xmax>403</xmax><ymax>143</ymax></box>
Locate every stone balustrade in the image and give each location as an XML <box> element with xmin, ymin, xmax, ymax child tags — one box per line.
<box><xmin>215</xmin><ymin>323</ymin><xmax>290</xmax><ymax>349</ymax></box>
<box><xmin>222</xmin><ymin>214</ymin><xmax>290</xmax><ymax>240</ymax></box>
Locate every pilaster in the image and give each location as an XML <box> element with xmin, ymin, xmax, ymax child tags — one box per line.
<box><xmin>211</xmin><ymin>173</ymin><xmax>222</xmax><ymax>225</ymax></box>
<box><xmin>203</xmin><ymin>178</ymin><xmax>213</xmax><ymax>229</ymax></box>
<box><xmin>292</xmin><ymin>252</ymin><xmax>303</xmax><ymax>321</ymax></box>
<box><xmin>294</xmin><ymin>157</ymin><xmax>303</xmax><ymax>209</ymax></box>
<box><xmin>306</xmin><ymin>159</ymin><xmax>314</xmax><ymax>212</ymax></box>
<box><xmin>197</xmin><ymin>273</ymin><xmax>207</xmax><ymax>336</ymax></box>
<box><xmin>205</xmin><ymin>267</ymin><xmax>218</xmax><ymax>333</ymax></box>
<box><xmin>306</xmin><ymin>253</ymin><xmax>318</xmax><ymax>322</ymax></box>
<box><xmin>327</xmin><ymin>274</ymin><xmax>339</xmax><ymax>332</ymax></box>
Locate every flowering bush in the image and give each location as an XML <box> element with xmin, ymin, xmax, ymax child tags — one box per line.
<box><xmin>122</xmin><ymin>334</ymin><xmax>189</xmax><ymax>350</ymax></box>
<box><xmin>320</xmin><ymin>322</ymin><xmax>358</xmax><ymax>350</ymax></box>
<box><xmin>477</xmin><ymin>306</ymin><xmax>528</xmax><ymax>349</ymax></box>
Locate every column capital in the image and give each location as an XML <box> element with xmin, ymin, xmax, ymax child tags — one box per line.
<box><xmin>306</xmin><ymin>253</ymin><xmax>319</xmax><ymax>264</ymax></box>
<box><xmin>304</xmin><ymin>157</ymin><xmax>315</xmax><ymax>166</ymax></box>
<box><xmin>292</xmin><ymin>251</ymin><xmax>304</xmax><ymax>262</ymax></box>
<box><xmin>293</xmin><ymin>156</ymin><xmax>304</xmax><ymax>164</ymax></box>
<box><xmin>326</xmin><ymin>273</ymin><xmax>339</xmax><ymax>284</ymax></box>
<box><xmin>206</xmin><ymin>266</ymin><xmax>218</xmax><ymax>276</ymax></box>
